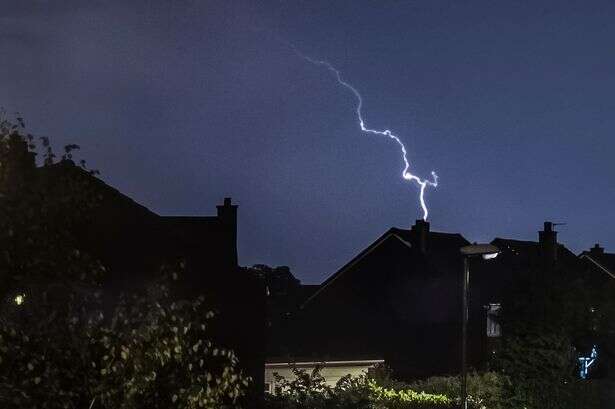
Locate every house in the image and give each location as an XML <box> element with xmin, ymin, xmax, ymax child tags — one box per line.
<box><xmin>578</xmin><ymin>243</ymin><xmax>615</xmax><ymax>378</ymax></box>
<box><xmin>264</xmin><ymin>358</ymin><xmax>384</xmax><ymax>393</ymax></box>
<box><xmin>61</xmin><ymin>163</ymin><xmax>266</xmax><ymax>400</ymax></box>
<box><xmin>269</xmin><ymin>220</ymin><xmax>471</xmax><ymax>381</ymax></box>
<box><xmin>268</xmin><ymin>220</ymin><xmax>610</xmax><ymax>385</ymax></box>
<box><xmin>579</xmin><ymin>244</ymin><xmax>615</xmax><ymax>284</ymax></box>
<box><xmin>6</xmin><ymin>142</ymin><xmax>265</xmax><ymax>401</ymax></box>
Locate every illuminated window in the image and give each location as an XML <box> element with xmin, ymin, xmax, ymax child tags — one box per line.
<box><xmin>486</xmin><ymin>303</ymin><xmax>501</xmax><ymax>337</ymax></box>
<box><xmin>14</xmin><ymin>293</ymin><xmax>25</xmax><ymax>306</ymax></box>
<box><xmin>579</xmin><ymin>346</ymin><xmax>597</xmax><ymax>379</ymax></box>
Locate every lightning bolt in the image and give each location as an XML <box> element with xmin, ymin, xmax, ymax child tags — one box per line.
<box><xmin>293</xmin><ymin>49</ymin><xmax>438</xmax><ymax>221</ymax></box>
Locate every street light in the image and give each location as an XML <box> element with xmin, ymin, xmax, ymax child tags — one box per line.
<box><xmin>459</xmin><ymin>244</ymin><xmax>499</xmax><ymax>409</ymax></box>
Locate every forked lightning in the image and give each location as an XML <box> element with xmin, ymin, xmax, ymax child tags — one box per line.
<box><xmin>293</xmin><ymin>49</ymin><xmax>438</xmax><ymax>220</ymax></box>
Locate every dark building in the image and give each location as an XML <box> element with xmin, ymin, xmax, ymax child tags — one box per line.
<box><xmin>579</xmin><ymin>243</ymin><xmax>615</xmax><ymax>285</ymax></box>
<box><xmin>271</xmin><ymin>220</ymin><xmax>610</xmax><ymax>381</ymax></box>
<box><xmin>274</xmin><ymin>220</ymin><xmax>471</xmax><ymax>379</ymax></box>
<box><xmin>467</xmin><ymin>223</ymin><xmax>592</xmax><ymax>366</ymax></box>
<box><xmin>578</xmin><ymin>243</ymin><xmax>615</xmax><ymax>378</ymax></box>
<box><xmin>8</xmin><ymin>146</ymin><xmax>265</xmax><ymax>401</ymax></box>
<box><xmin>250</xmin><ymin>265</ymin><xmax>319</xmax><ymax>360</ymax></box>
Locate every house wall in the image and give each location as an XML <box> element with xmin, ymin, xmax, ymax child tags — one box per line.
<box><xmin>264</xmin><ymin>360</ymin><xmax>384</xmax><ymax>394</ymax></box>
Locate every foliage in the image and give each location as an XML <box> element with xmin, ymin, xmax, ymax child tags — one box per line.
<box><xmin>369</xmin><ymin>364</ymin><xmax>505</xmax><ymax>409</ymax></box>
<box><xmin>405</xmin><ymin>371</ymin><xmax>506</xmax><ymax>409</ymax></box>
<box><xmin>492</xmin><ymin>262</ymin><xmax>596</xmax><ymax>409</ymax></box>
<box><xmin>249</xmin><ymin>264</ymin><xmax>302</xmax><ymax>326</ymax></box>
<box><xmin>0</xmin><ymin>266</ymin><xmax>250</xmax><ymax>409</ymax></box>
<box><xmin>0</xmin><ymin>115</ymin><xmax>250</xmax><ymax>408</ymax></box>
<box><xmin>368</xmin><ymin>381</ymin><xmax>454</xmax><ymax>409</ymax></box>
<box><xmin>0</xmin><ymin>114</ymin><xmax>103</xmax><ymax>305</ymax></box>
<box><xmin>265</xmin><ymin>365</ymin><xmax>339</xmax><ymax>409</ymax></box>
<box><xmin>264</xmin><ymin>365</ymin><xmax>480</xmax><ymax>409</ymax></box>
<box><xmin>98</xmin><ymin>266</ymin><xmax>251</xmax><ymax>408</ymax></box>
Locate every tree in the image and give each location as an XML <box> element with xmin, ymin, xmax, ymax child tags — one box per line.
<box><xmin>0</xmin><ymin>115</ymin><xmax>250</xmax><ymax>408</ymax></box>
<box><xmin>493</xmin><ymin>262</ymin><xmax>594</xmax><ymax>409</ymax></box>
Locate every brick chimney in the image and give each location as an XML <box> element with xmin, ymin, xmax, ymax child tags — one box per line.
<box><xmin>411</xmin><ymin>219</ymin><xmax>430</xmax><ymax>253</ymax></box>
<box><xmin>216</xmin><ymin>197</ymin><xmax>238</xmax><ymax>266</ymax></box>
<box><xmin>589</xmin><ymin>243</ymin><xmax>604</xmax><ymax>256</ymax></box>
<box><xmin>538</xmin><ymin>221</ymin><xmax>558</xmax><ymax>267</ymax></box>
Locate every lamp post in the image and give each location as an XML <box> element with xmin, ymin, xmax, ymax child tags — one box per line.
<box><xmin>459</xmin><ymin>244</ymin><xmax>499</xmax><ymax>409</ymax></box>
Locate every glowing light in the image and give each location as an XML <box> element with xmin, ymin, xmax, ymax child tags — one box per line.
<box><xmin>14</xmin><ymin>294</ymin><xmax>25</xmax><ymax>306</ymax></box>
<box><xmin>578</xmin><ymin>345</ymin><xmax>597</xmax><ymax>379</ymax></box>
<box><xmin>292</xmin><ymin>48</ymin><xmax>438</xmax><ymax>220</ymax></box>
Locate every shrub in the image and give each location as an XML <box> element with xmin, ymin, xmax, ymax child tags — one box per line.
<box><xmin>0</xmin><ymin>118</ymin><xmax>251</xmax><ymax>408</ymax></box>
<box><xmin>264</xmin><ymin>366</ymin><xmax>462</xmax><ymax>409</ymax></box>
<box><xmin>406</xmin><ymin>371</ymin><xmax>506</xmax><ymax>409</ymax></box>
<box><xmin>0</xmin><ymin>266</ymin><xmax>251</xmax><ymax>409</ymax></box>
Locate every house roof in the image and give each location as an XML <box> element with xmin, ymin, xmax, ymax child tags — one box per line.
<box><xmin>491</xmin><ymin>237</ymin><xmax>581</xmax><ymax>264</ymax></box>
<box><xmin>394</xmin><ymin>228</ymin><xmax>470</xmax><ymax>276</ymax></box>
<box><xmin>302</xmin><ymin>226</ymin><xmax>469</xmax><ymax>308</ymax></box>
<box><xmin>579</xmin><ymin>251</ymin><xmax>615</xmax><ymax>280</ymax></box>
<box><xmin>463</xmin><ymin>235</ymin><xmax>589</xmax><ymax>305</ymax></box>
<box><xmin>35</xmin><ymin>161</ymin><xmax>238</xmax><ymax>287</ymax></box>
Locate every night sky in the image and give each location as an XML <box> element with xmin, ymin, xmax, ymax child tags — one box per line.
<box><xmin>3</xmin><ymin>1</ymin><xmax>614</xmax><ymax>283</ymax></box>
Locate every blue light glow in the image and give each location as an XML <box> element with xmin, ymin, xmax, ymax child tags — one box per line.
<box><xmin>578</xmin><ymin>345</ymin><xmax>597</xmax><ymax>379</ymax></box>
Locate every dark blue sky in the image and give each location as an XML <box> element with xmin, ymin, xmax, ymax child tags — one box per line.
<box><xmin>2</xmin><ymin>1</ymin><xmax>614</xmax><ymax>283</ymax></box>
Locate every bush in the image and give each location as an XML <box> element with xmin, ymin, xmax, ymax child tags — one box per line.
<box><xmin>0</xmin><ymin>117</ymin><xmax>251</xmax><ymax>408</ymax></box>
<box><xmin>264</xmin><ymin>366</ymin><xmax>467</xmax><ymax>409</ymax></box>
<box><xmin>406</xmin><ymin>371</ymin><xmax>506</xmax><ymax>409</ymax></box>
<box><xmin>264</xmin><ymin>364</ymin><xmax>512</xmax><ymax>409</ymax></box>
<box><xmin>0</xmin><ymin>266</ymin><xmax>251</xmax><ymax>409</ymax></box>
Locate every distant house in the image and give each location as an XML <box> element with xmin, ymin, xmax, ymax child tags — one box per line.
<box><xmin>469</xmin><ymin>223</ymin><xmax>592</xmax><ymax>361</ymax></box>
<box><xmin>268</xmin><ymin>220</ymin><xmax>607</xmax><ymax>384</ymax></box>
<box><xmin>578</xmin><ymin>243</ymin><xmax>615</xmax><ymax>378</ymax></box>
<box><xmin>579</xmin><ymin>244</ymin><xmax>615</xmax><ymax>283</ymax></box>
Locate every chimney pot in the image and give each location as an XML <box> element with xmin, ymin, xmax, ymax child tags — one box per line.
<box><xmin>216</xmin><ymin>197</ymin><xmax>238</xmax><ymax>267</ymax></box>
<box><xmin>539</xmin><ymin>221</ymin><xmax>558</xmax><ymax>267</ymax></box>
<box><xmin>590</xmin><ymin>243</ymin><xmax>604</xmax><ymax>255</ymax></box>
<box><xmin>411</xmin><ymin>219</ymin><xmax>430</xmax><ymax>253</ymax></box>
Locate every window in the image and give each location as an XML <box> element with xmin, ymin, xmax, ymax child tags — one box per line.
<box><xmin>578</xmin><ymin>346</ymin><xmax>598</xmax><ymax>379</ymax></box>
<box><xmin>486</xmin><ymin>303</ymin><xmax>501</xmax><ymax>337</ymax></box>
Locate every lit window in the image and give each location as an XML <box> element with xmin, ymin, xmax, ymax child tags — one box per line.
<box><xmin>14</xmin><ymin>294</ymin><xmax>25</xmax><ymax>306</ymax></box>
<box><xmin>486</xmin><ymin>303</ymin><xmax>501</xmax><ymax>337</ymax></box>
<box><xmin>579</xmin><ymin>346</ymin><xmax>597</xmax><ymax>379</ymax></box>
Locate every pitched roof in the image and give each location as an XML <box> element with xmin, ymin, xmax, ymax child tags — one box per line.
<box><xmin>491</xmin><ymin>237</ymin><xmax>580</xmax><ymax>264</ymax></box>
<box><xmin>394</xmin><ymin>228</ymin><xmax>470</xmax><ymax>275</ymax></box>
<box><xmin>579</xmin><ymin>251</ymin><xmax>615</xmax><ymax>280</ymax></box>
<box><xmin>35</xmin><ymin>161</ymin><xmax>238</xmax><ymax>287</ymax></box>
<box><xmin>302</xmin><ymin>227</ymin><xmax>469</xmax><ymax>308</ymax></box>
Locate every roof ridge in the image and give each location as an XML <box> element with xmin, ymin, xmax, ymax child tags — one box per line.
<box><xmin>391</xmin><ymin>227</ymin><xmax>466</xmax><ymax>236</ymax></box>
<box><xmin>492</xmin><ymin>237</ymin><xmax>537</xmax><ymax>244</ymax></box>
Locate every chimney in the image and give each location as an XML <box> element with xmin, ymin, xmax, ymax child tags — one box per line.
<box><xmin>216</xmin><ymin>197</ymin><xmax>238</xmax><ymax>266</ymax></box>
<box><xmin>589</xmin><ymin>243</ymin><xmax>604</xmax><ymax>256</ymax></box>
<box><xmin>538</xmin><ymin>221</ymin><xmax>558</xmax><ymax>267</ymax></box>
<box><xmin>0</xmin><ymin>135</ymin><xmax>36</xmax><ymax>194</ymax></box>
<box><xmin>411</xmin><ymin>219</ymin><xmax>430</xmax><ymax>253</ymax></box>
